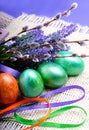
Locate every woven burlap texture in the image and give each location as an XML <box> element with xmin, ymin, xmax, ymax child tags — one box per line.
<box><xmin>0</xmin><ymin>13</ymin><xmax>89</xmax><ymax>130</ymax></box>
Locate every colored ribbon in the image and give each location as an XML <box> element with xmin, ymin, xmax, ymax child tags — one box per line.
<box><xmin>1</xmin><ymin>105</ymin><xmax>87</xmax><ymax>129</ymax></box>
<box><xmin>4</xmin><ymin>85</ymin><xmax>85</xmax><ymax>115</ymax></box>
<box><xmin>15</xmin><ymin>105</ymin><xmax>87</xmax><ymax>129</ymax></box>
<box><xmin>0</xmin><ymin>97</ymin><xmax>51</xmax><ymax>129</ymax></box>
<box><xmin>0</xmin><ymin>63</ymin><xmax>20</xmax><ymax>78</ymax></box>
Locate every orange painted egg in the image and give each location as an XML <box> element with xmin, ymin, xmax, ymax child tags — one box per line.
<box><xmin>0</xmin><ymin>73</ymin><xmax>19</xmax><ymax>104</ymax></box>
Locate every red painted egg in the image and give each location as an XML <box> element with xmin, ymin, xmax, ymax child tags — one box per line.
<box><xmin>0</xmin><ymin>73</ymin><xmax>19</xmax><ymax>104</ymax></box>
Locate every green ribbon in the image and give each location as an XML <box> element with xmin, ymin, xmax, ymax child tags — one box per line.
<box><xmin>1</xmin><ymin>105</ymin><xmax>87</xmax><ymax>128</ymax></box>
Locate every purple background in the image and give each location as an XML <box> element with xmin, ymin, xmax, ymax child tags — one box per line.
<box><xmin>0</xmin><ymin>0</ymin><xmax>89</xmax><ymax>26</ymax></box>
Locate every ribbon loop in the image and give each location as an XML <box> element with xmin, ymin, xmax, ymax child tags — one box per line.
<box><xmin>1</xmin><ymin>105</ymin><xmax>87</xmax><ymax>129</ymax></box>
<box><xmin>14</xmin><ymin>105</ymin><xmax>87</xmax><ymax>129</ymax></box>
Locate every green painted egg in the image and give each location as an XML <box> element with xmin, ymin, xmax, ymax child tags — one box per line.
<box><xmin>54</xmin><ymin>51</ymin><xmax>84</xmax><ymax>76</ymax></box>
<box><xmin>38</xmin><ymin>62</ymin><xmax>68</xmax><ymax>88</ymax></box>
<box><xmin>19</xmin><ymin>69</ymin><xmax>44</xmax><ymax>97</ymax></box>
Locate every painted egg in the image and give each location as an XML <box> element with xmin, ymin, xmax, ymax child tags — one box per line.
<box><xmin>38</xmin><ymin>62</ymin><xmax>68</xmax><ymax>88</ymax></box>
<box><xmin>54</xmin><ymin>51</ymin><xmax>84</xmax><ymax>76</ymax></box>
<box><xmin>19</xmin><ymin>69</ymin><xmax>44</xmax><ymax>97</ymax></box>
<box><xmin>0</xmin><ymin>73</ymin><xmax>19</xmax><ymax>104</ymax></box>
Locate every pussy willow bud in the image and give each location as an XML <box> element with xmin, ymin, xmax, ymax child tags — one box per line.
<box><xmin>71</xmin><ymin>2</ymin><xmax>78</xmax><ymax>10</ymax></box>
